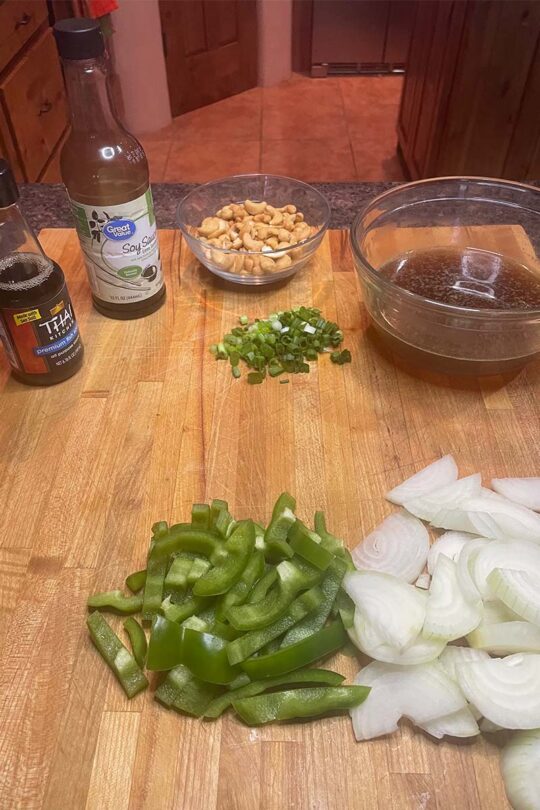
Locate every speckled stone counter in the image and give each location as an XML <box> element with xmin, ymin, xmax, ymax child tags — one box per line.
<box><xmin>20</xmin><ymin>182</ymin><xmax>396</xmax><ymax>233</ymax></box>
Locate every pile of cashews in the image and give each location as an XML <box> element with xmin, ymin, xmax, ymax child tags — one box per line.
<box><xmin>192</xmin><ymin>199</ymin><xmax>317</xmax><ymax>275</ymax></box>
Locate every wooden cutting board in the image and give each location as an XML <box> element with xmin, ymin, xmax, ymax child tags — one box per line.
<box><xmin>1</xmin><ymin>228</ymin><xmax>539</xmax><ymax>810</ymax></box>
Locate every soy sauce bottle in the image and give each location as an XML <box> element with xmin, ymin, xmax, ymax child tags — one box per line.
<box><xmin>54</xmin><ymin>18</ymin><xmax>165</xmax><ymax>319</ymax></box>
<box><xmin>0</xmin><ymin>160</ymin><xmax>83</xmax><ymax>385</ymax></box>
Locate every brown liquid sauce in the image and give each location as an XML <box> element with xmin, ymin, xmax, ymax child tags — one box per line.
<box><xmin>379</xmin><ymin>247</ymin><xmax>540</xmax><ymax>311</ymax></box>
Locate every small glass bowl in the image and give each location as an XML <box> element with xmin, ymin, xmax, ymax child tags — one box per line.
<box><xmin>177</xmin><ymin>174</ymin><xmax>330</xmax><ymax>285</ymax></box>
<box><xmin>350</xmin><ymin>177</ymin><xmax>540</xmax><ymax>376</ymax></box>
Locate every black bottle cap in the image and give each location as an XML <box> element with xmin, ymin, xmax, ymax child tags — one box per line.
<box><xmin>54</xmin><ymin>17</ymin><xmax>105</xmax><ymax>60</ymax></box>
<box><xmin>0</xmin><ymin>159</ymin><xmax>19</xmax><ymax>208</ymax></box>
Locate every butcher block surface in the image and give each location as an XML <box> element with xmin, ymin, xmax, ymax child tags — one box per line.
<box><xmin>1</xmin><ymin>228</ymin><xmax>539</xmax><ymax>810</ymax></box>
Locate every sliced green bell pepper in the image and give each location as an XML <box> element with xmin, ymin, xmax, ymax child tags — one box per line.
<box><xmin>187</xmin><ymin>557</ymin><xmax>212</xmax><ymax>584</ymax></box>
<box><xmin>247</xmin><ymin>567</ymin><xmax>277</xmax><ymax>603</ymax></box>
<box><xmin>241</xmin><ymin>620</ymin><xmax>347</xmax><ymax>679</ymax></box>
<box><xmin>142</xmin><ymin>553</ymin><xmax>168</xmax><ymax>621</ymax></box>
<box><xmin>232</xmin><ymin>685</ymin><xmax>370</xmax><ymax>725</ymax></box>
<box><xmin>123</xmin><ymin>617</ymin><xmax>147</xmax><ymax>668</ymax></box>
<box><xmin>204</xmin><ymin>668</ymin><xmax>345</xmax><ymax>718</ymax></box>
<box><xmin>281</xmin><ymin>558</ymin><xmax>347</xmax><ymax>647</ymax></box>
<box><xmin>181</xmin><ymin>627</ymin><xmax>240</xmax><ymax>684</ymax></box>
<box><xmin>155</xmin><ymin>664</ymin><xmax>222</xmax><ymax>716</ymax></box>
<box><xmin>87</xmin><ymin>611</ymin><xmax>148</xmax><ymax>698</ymax></box>
<box><xmin>87</xmin><ymin>590</ymin><xmax>142</xmax><ymax>615</ymax></box>
<box><xmin>193</xmin><ymin>520</ymin><xmax>255</xmax><ymax>597</ymax></box>
<box><xmin>226</xmin><ymin>585</ymin><xmax>323</xmax><ymax>665</ymax></box>
<box><xmin>151</xmin><ymin>526</ymin><xmax>225</xmax><ymax>563</ymax></box>
<box><xmin>146</xmin><ymin>615</ymin><xmax>184</xmax><ymax>671</ymax></box>
<box><xmin>288</xmin><ymin>521</ymin><xmax>334</xmax><ymax>571</ymax></box>
<box><xmin>125</xmin><ymin>569</ymin><xmax>146</xmax><ymax>593</ymax></box>
<box><xmin>314</xmin><ymin>511</ymin><xmax>354</xmax><ymax>571</ymax></box>
<box><xmin>210</xmin><ymin>499</ymin><xmax>229</xmax><ymax>530</ymax></box>
<box><xmin>191</xmin><ymin>503</ymin><xmax>211</xmax><ymax>529</ymax></box>
<box><xmin>216</xmin><ymin>550</ymin><xmax>265</xmax><ymax>620</ymax></box>
<box><xmin>264</xmin><ymin>492</ymin><xmax>296</xmax><ymax>559</ymax></box>
<box><xmin>160</xmin><ymin>593</ymin><xmax>207</xmax><ymax>624</ymax></box>
<box><xmin>165</xmin><ymin>555</ymin><xmax>194</xmax><ymax>592</ymax></box>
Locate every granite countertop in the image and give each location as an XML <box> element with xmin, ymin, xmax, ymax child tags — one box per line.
<box><xmin>20</xmin><ymin>182</ymin><xmax>396</xmax><ymax>233</ymax></box>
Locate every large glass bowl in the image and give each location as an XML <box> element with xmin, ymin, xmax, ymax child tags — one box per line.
<box><xmin>177</xmin><ymin>174</ymin><xmax>330</xmax><ymax>285</ymax></box>
<box><xmin>350</xmin><ymin>177</ymin><xmax>540</xmax><ymax>376</ymax></box>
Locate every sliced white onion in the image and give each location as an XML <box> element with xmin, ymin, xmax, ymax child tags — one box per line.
<box><xmin>456</xmin><ymin>653</ymin><xmax>540</xmax><ymax>729</ymax></box>
<box><xmin>480</xmin><ymin>717</ymin><xmax>505</xmax><ymax>734</ymax></box>
<box><xmin>427</xmin><ymin>531</ymin><xmax>474</xmax><ymax>576</ymax></box>
<box><xmin>415</xmin><ymin>573</ymin><xmax>431</xmax><ymax>590</ymax></box>
<box><xmin>432</xmin><ymin>494</ymin><xmax>540</xmax><ymax>543</ymax></box>
<box><xmin>501</xmin><ymin>728</ymin><xmax>540</xmax><ymax>810</ymax></box>
<box><xmin>456</xmin><ymin>538</ymin><xmax>491</xmax><ymax>604</ymax></box>
<box><xmin>488</xmin><ymin>567</ymin><xmax>540</xmax><ymax>626</ymax></box>
<box><xmin>482</xmin><ymin>599</ymin><xmax>522</xmax><ymax>625</ymax></box>
<box><xmin>492</xmin><ymin>477</ymin><xmax>540</xmax><ymax>512</ymax></box>
<box><xmin>471</xmin><ymin>541</ymin><xmax>540</xmax><ymax>600</ymax></box>
<box><xmin>423</xmin><ymin>555</ymin><xmax>482</xmax><ymax>641</ymax></box>
<box><xmin>404</xmin><ymin>474</ymin><xmax>482</xmax><ymax>523</ymax></box>
<box><xmin>386</xmin><ymin>455</ymin><xmax>458</xmax><ymax>506</ymax></box>
<box><xmin>467</xmin><ymin>621</ymin><xmax>540</xmax><ymax>654</ymax></box>
<box><xmin>439</xmin><ymin>645</ymin><xmax>490</xmax><ymax>683</ymax></box>
<box><xmin>351</xmin><ymin>511</ymin><xmax>429</xmax><ymax>583</ymax></box>
<box><xmin>352</xmin><ymin>615</ymin><xmax>445</xmax><ymax>665</ymax></box>
<box><xmin>350</xmin><ymin>660</ymin><xmax>467</xmax><ymax>740</ymax></box>
<box><xmin>344</xmin><ymin>571</ymin><xmax>426</xmax><ymax>649</ymax></box>
<box><xmin>419</xmin><ymin>706</ymin><xmax>480</xmax><ymax>739</ymax></box>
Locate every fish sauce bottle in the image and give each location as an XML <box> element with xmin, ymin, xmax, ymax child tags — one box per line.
<box><xmin>54</xmin><ymin>18</ymin><xmax>165</xmax><ymax>319</ymax></box>
<box><xmin>0</xmin><ymin>160</ymin><xmax>83</xmax><ymax>385</ymax></box>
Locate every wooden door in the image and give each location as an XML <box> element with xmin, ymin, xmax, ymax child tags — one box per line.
<box><xmin>159</xmin><ymin>0</ymin><xmax>258</xmax><ymax>116</ymax></box>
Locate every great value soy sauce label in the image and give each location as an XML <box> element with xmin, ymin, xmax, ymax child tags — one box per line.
<box><xmin>0</xmin><ymin>284</ymin><xmax>83</xmax><ymax>377</ymax></box>
<box><xmin>69</xmin><ymin>188</ymin><xmax>164</xmax><ymax>305</ymax></box>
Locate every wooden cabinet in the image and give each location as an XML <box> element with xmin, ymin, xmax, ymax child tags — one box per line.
<box><xmin>398</xmin><ymin>1</ymin><xmax>540</xmax><ymax>181</ymax></box>
<box><xmin>0</xmin><ymin>0</ymin><xmax>68</xmax><ymax>181</ymax></box>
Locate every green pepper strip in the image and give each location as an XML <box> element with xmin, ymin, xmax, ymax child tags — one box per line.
<box><xmin>215</xmin><ymin>508</ymin><xmax>235</xmax><ymax>538</ymax></box>
<box><xmin>281</xmin><ymin>558</ymin><xmax>347</xmax><ymax>647</ymax></box>
<box><xmin>151</xmin><ymin>526</ymin><xmax>225</xmax><ymax>562</ymax></box>
<box><xmin>125</xmin><ymin>569</ymin><xmax>146</xmax><ymax>593</ymax></box>
<box><xmin>232</xmin><ymin>685</ymin><xmax>370</xmax><ymax>725</ymax></box>
<box><xmin>226</xmin><ymin>585</ymin><xmax>323</xmax><ymax>665</ymax></box>
<box><xmin>226</xmin><ymin>559</ymin><xmax>321</xmax><ymax>631</ymax></box>
<box><xmin>210</xmin><ymin>499</ymin><xmax>229</xmax><ymax>529</ymax></box>
<box><xmin>241</xmin><ymin>620</ymin><xmax>347</xmax><ymax>679</ymax></box>
<box><xmin>193</xmin><ymin>520</ymin><xmax>255</xmax><ymax>597</ymax></box>
<box><xmin>205</xmin><ymin>668</ymin><xmax>345</xmax><ymax>718</ymax></box>
<box><xmin>181</xmin><ymin>628</ymin><xmax>240</xmax><ymax>684</ymax></box>
<box><xmin>288</xmin><ymin>521</ymin><xmax>334</xmax><ymax>571</ymax></box>
<box><xmin>165</xmin><ymin>556</ymin><xmax>194</xmax><ymax>592</ymax></box>
<box><xmin>187</xmin><ymin>557</ymin><xmax>211</xmax><ymax>584</ymax></box>
<box><xmin>155</xmin><ymin>664</ymin><xmax>222</xmax><ymax>717</ymax></box>
<box><xmin>142</xmin><ymin>553</ymin><xmax>168</xmax><ymax>621</ymax></box>
<box><xmin>160</xmin><ymin>594</ymin><xmax>207</xmax><ymax>624</ymax></box>
<box><xmin>146</xmin><ymin>615</ymin><xmax>184</xmax><ymax>670</ymax></box>
<box><xmin>247</xmin><ymin>568</ymin><xmax>277</xmax><ymax>603</ymax></box>
<box><xmin>191</xmin><ymin>503</ymin><xmax>211</xmax><ymax>529</ymax></box>
<box><xmin>123</xmin><ymin>617</ymin><xmax>148</xmax><ymax>668</ymax></box>
<box><xmin>264</xmin><ymin>492</ymin><xmax>296</xmax><ymax>560</ymax></box>
<box><xmin>216</xmin><ymin>550</ymin><xmax>265</xmax><ymax>620</ymax></box>
<box><xmin>86</xmin><ymin>590</ymin><xmax>143</xmax><ymax>615</ymax></box>
<box><xmin>151</xmin><ymin>520</ymin><xmax>169</xmax><ymax>539</ymax></box>
<box><xmin>87</xmin><ymin>611</ymin><xmax>148</xmax><ymax>698</ymax></box>
<box><xmin>335</xmin><ymin>588</ymin><xmax>355</xmax><ymax>629</ymax></box>
<box><xmin>314</xmin><ymin>511</ymin><xmax>355</xmax><ymax>571</ymax></box>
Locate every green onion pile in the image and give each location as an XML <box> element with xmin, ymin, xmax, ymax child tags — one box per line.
<box><xmin>210</xmin><ymin>308</ymin><xmax>351</xmax><ymax>383</ymax></box>
<box><xmin>86</xmin><ymin>494</ymin><xmax>370</xmax><ymax>725</ymax></box>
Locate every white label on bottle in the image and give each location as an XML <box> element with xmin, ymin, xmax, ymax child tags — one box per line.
<box><xmin>69</xmin><ymin>188</ymin><xmax>164</xmax><ymax>305</ymax></box>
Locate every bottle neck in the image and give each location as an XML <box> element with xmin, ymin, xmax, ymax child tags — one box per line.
<box><xmin>0</xmin><ymin>202</ymin><xmax>47</xmax><ymax>260</ymax></box>
<box><xmin>62</xmin><ymin>56</ymin><xmax>120</xmax><ymax>133</ymax></box>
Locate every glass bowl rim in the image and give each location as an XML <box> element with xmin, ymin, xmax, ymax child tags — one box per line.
<box><xmin>176</xmin><ymin>173</ymin><xmax>331</xmax><ymax>257</ymax></box>
<box><xmin>350</xmin><ymin>175</ymin><xmax>540</xmax><ymax>320</ymax></box>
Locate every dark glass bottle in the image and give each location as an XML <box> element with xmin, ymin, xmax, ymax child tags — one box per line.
<box><xmin>0</xmin><ymin>160</ymin><xmax>83</xmax><ymax>385</ymax></box>
<box><xmin>54</xmin><ymin>18</ymin><xmax>166</xmax><ymax>319</ymax></box>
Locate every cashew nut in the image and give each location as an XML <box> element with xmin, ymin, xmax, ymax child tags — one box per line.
<box><xmin>244</xmin><ymin>199</ymin><xmax>267</xmax><ymax>215</ymax></box>
<box><xmin>275</xmin><ymin>254</ymin><xmax>293</xmax><ymax>270</ymax></box>
<box><xmin>242</xmin><ymin>232</ymin><xmax>264</xmax><ymax>251</ymax></box>
<box><xmin>198</xmin><ymin>216</ymin><xmax>222</xmax><ymax>237</ymax></box>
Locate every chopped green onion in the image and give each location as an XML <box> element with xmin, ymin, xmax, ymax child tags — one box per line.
<box><xmin>239</xmin><ymin>315</ymin><xmax>248</xmax><ymax>325</ymax></box>
<box><xmin>330</xmin><ymin>349</ymin><xmax>352</xmax><ymax>365</ymax></box>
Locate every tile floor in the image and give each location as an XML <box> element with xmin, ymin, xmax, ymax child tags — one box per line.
<box><xmin>43</xmin><ymin>74</ymin><xmax>405</xmax><ymax>184</ymax></box>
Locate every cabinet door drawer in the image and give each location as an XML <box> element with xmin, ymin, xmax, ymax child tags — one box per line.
<box><xmin>1</xmin><ymin>29</ymin><xmax>68</xmax><ymax>181</ymax></box>
<box><xmin>0</xmin><ymin>0</ymin><xmax>49</xmax><ymax>72</ymax></box>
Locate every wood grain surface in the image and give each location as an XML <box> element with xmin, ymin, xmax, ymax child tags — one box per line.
<box><xmin>1</xmin><ymin>228</ymin><xmax>540</xmax><ymax>810</ymax></box>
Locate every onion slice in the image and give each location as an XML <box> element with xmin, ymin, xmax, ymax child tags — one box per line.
<box><xmin>404</xmin><ymin>474</ymin><xmax>482</xmax><ymax>523</ymax></box>
<box><xmin>419</xmin><ymin>706</ymin><xmax>480</xmax><ymax>739</ymax></box>
<box><xmin>352</xmin><ymin>615</ymin><xmax>446</xmax><ymax>665</ymax></box>
<box><xmin>351</xmin><ymin>511</ymin><xmax>429</xmax><ymax>583</ymax></box>
<box><xmin>386</xmin><ymin>455</ymin><xmax>458</xmax><ymax>506</ymax></box>
<box><xmin>427</xmin><ymin>531</ymin><xmax>474</xmax><ymax>576</ymax></box>
<box><xmin>350</xmin><ymin>660</ymin><xmax>467</xmax><ymax>740</ymax></box>
<box><xmin>456</xmin><ymin>653</ymin><xmax>540</xmax><ymax>729</ymax></box>
<box><xmin>456</xmin><ymin>538</ymin><xmax>491</xmax><ymax>605</ymax></box>
<box><xmin>439</xmin><ymin>645</ymin><xmax>490</xmax><ymax>682</ymax></box>
<box><xmin>492</xmin><ymin>477</ymin><xmax>540</xmax><ymax>512</ymax></box>
<box><xmin>501</xmin><ymin>728</ymin><xmax>540</xmax><ymax>810</ymax></box>
<box><xmin>423</xmin><ymin>555</ymin><xmax>482</xmax><ymax>641</ymax></box>
<box><xmin>344</xmin><ymin>571</ymin><xmax>426</xmax><ymax>649</ymax></box>
<box><xmin>488</xmin><ymin>567</ymin><xmax>540</xmax><ymax>626</ymax></box>
<box><xmin>467</xmin><ymin>621</ymin><xmax>540</xmax><ymax>655</ymax></box>
<box><xmin>432</xmin><ymin>494</ymin><xmax>540</xmax><ymax>542</ymax></box>
<box><xmin>471</xmin><ymin>541</ymin><xmax>540</xmax><ymax>600</ymax></box>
